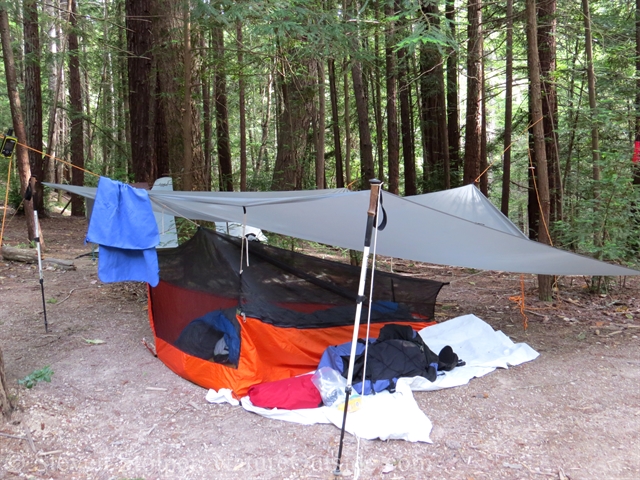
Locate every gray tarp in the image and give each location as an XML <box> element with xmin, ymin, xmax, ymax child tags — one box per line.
<box><xmin>44</xmin><ymin>182</ymin><xmax>640</xmax><ymax>276</ymax></box>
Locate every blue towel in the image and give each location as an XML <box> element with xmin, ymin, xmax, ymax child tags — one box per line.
<box><xmin>86</xmin><ymin>177</ymin><xmax>160</xmax><ymax>286</ymax></box>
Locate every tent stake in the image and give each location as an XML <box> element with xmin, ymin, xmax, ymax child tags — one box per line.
<box><xmin>34</xmin><ymin>210</ymin><xmax>48</xmax><ymax>333</ymax></box>
<box><xmin>334</xmin><ymin>179</ymin><xmax>383</xmax><ymax>476</ymax></box>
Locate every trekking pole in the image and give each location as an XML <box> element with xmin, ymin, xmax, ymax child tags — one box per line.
<box><xmin>33</xmin><ymin>210</ymin><xmax>48</xmax><ymax>333</ymax></box>
<box><xmin>334</xmin><ymin>178</ymin><xmax>383</xmax><ymax>477</ymax></box>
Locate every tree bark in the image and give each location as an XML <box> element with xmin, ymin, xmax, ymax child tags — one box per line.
<box><xmin>315</xmin><ymin>59</ymin><xmax>326</xmax><ymax>189</ymax></box>
<box><xmin>385</xmin><ymin>0</ymin><xmax>399</xmax><ymax>195</ymax></box>
<box><xmin>538</xmin><ymin>0</ymin><xmax>561</xmax><ymax>226</ymax></box>
<box><xmin>272</xmin><ymin>53</ymin><xmax>314</xmax><ymax>191</ymax></box>
<box><xmin>582</xmin><ymin>0</ymin><xmax>602</xmax><ymax>251</ymax></box>
<box><xmin>237</xmin><ymin>21</ymin><xmax>247</xmax><ymax>192</ymax></box>
<box><xmin>1</xmin><ymin>7</ymin><xmax>36</xmax><ymax>240</ymax></box>
<box><xmin>201</xmin><ymin>34</ymin><xmax>212</xmax><ymax>190</ymax></box>
<box><xmin>214</xmin><ymin>26</ymin><xmax>233</xmax><ymax>192</ymax></box>
<box><xmin>398</xmin><ymin>45</ymin><xmax>416</xmax><ymax>195</ymax></box>
<box><xmin>182</xmin><ymin>3</ymin><xmax>193</xmax><ymax>191</ymax></box>
<box><xmin>0</xmin><ymin>345</ymin><xmax>12</xmax><ymax>421</ymax></box>
<box><xmin>526</xmin><ymin>0</ymin><xmax>553</xmax><ymax>301</ymax></box>
<box><xmin>419</xmin><ymin>0</ymin><xmax>450</xmax><ymax>192</ymax></box>
<box><xmin>328</xmin><ymin>59</ymin><xmax>344</xmax><ymax>188</ymax></box>
<box><xmin>343</xmin><ymin>59</ymin><xmax>352</xmax><ymax>186</ymax></box>
<box><xmin>463</xmin><ymin>0</ymin><xmax>483</xmax><ymax>186</ymax></box>
<box><xmin>23</xmin><ymin>0</ymin><xmax>44</xmax><ymax>214</ymax></box>
<box><xmin>352</xmin><ymin>60</ymin><xmax>375</xmax><ymax>189</ymax></box>
<box><xmin>501</xmin><ymin>0</ymin><xmax>514</xmax><ymax>217</ymax></box>
<box><xmin>445</xmin><ymin>0</ymin><xmax>460</xmax><ymax>185</ymax></box>
<box><xmin>69</xmin><ymin>0</ymin><xmax>84</xmax><ymax>216</ymax></box>
<box><xmin>635</xmin><ymin>0</ymin><xmax>640</xmax><ymax>187</ymax></box>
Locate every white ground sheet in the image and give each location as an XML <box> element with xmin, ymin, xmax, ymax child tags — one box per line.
<box><xmin>206</xmin><ymin>314</ymin><xmax>539</xmax><ymax>442</ymax></box>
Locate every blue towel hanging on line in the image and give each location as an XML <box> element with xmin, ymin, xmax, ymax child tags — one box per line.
<box><xmin>86</xmin><ymin>177</ymin><xmax>160</xmax><ymax>286</ymax></box>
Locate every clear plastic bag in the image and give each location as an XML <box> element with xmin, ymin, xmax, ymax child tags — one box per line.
<box><xmin>311</xmin><ymin>367</ymin><xmax>347</xmax><ymax>407</ymax></box>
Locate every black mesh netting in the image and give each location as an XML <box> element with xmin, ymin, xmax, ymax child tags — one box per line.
<box><xmin>152</xmin><ymin>228</ymin><xmax>446</xmax><ymax>333</ymax></box>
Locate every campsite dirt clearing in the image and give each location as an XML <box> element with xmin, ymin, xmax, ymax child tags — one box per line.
<box><xmin>1</xmin><ymin>214</ymin><xmax>639</xmax><ymax>480</ymax></box>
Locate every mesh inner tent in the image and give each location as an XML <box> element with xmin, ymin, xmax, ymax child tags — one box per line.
<box><xmin>149</xmin><ymin>228</ymin><xmax>446</xmax><ymax>366</ymax></box>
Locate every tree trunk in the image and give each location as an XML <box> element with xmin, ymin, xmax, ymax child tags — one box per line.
<box><xmin>526</xmin><ymin>0</ymin><xmax>552</xmax><ymax>301</ymax></box>
<box><xmin>23</xmin><ymin>0</ymin><xmax>44</xmax><ymax>214</ymax></box>
<box><xmin>370</xmin><ymin>26</ymin><xmax>384</xmax><ymax>183</ymax></box>
<box><xmin>213</xmin><ymin>27</ymin><xmax>233</xmax><ymax>192</ymax></box>
<box><xmin>385</xmin><ymin>0</ymin><xmax>399</xmax><ymax>195</ymax></box>
<box><xmin>463</xmin><ymin>0</ymin><xmax>482</xmax><ymax>186</ymax></box>
<box><xmin>237</xmin><ymin>21</ymin><xmax>247</xmax><ymax>192</ymax></box>
<box><xmin>1</xmin><ymin>7</ymin><xmax>36</xmax><ymax>240</ymax></box>
<box><xmin>181</xmin><ymin>4</ymin><xmax>193</xmax><ymax>191</ymax></box>
<box><xmin>69</xmin><ymin>0</ymin><xmax>84</xmax><ymax>216</ymax></box>
<box><xmin>0</xmin><ymin>345</ymin><xmax>12</xmax><ymax>420</ymax></box>
<box><xmin>343</xmin><ymin>59</ymin><xmax>352</xmax><ymax>186</ymax></box>
<box><xmin>479</xmin><ymin>60</ymin><xmax>488</xmax><ymax>196</ymax></box>
<box><xmin>257</xmin><ymin>71</ymin><xmax>273</xmax><ymax>180</ymax></box>
<box><xmin>328</xmin><ymin>59</ymin><xmax>344</xmax><ymax>188</ymax></box>
<box><xmin>419</xmin><ymin>0</ymin><xmax>450</xmax><ymax>192</ymax></box>
<box><xmin>582</xmin><ymin>0</ymin><xmax>602</xmax><ymax>251</ymax></box>
<box><xmin>315</xmin><ymin>59</ymin><xmax>326</xmax><ymax>189</ymax></box>
<box><xmin>351</xmin><ymin>60</ymin><xmax>375</xmax><ymax>189</ymax></box>
<box><xmin>501</xmin><ymin>0</ymin><xmax>514</xmax><ymax>217</ymax></box>
<box><xmin>272</xmin><ymin>54</ymin><xmax>314</xmax><ymax>191</ymax></box>
<box><xmin>398</xmin><ymin>46</ymin><xmax>416</xmax><ymax>195</ymax></box>
<box><xmin>538</xmin><ymin>0</ymin><xmax>561</xmax><ymax>226</ymax></box>
<box><xmin>445</xmin><ymin>0</ymin><xmax>460</xmax><ymax>185</ymax></box>
<box><xmin>635</xmin><ymin>0</ymin><xmax>640</xmax><ymax>187</ymax></box>
<box><xmin>201</xmin><ymin>34</ymin><xmax>212</xmax><ymax>190</ymax></box>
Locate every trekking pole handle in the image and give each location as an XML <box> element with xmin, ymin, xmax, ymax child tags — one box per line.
<box><xmin>367</xmin><ymin>179</ymin><xmax>382</xmax><ymax>216</ymax></box>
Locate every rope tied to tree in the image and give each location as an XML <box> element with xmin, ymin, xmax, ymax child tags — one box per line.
<box><xmin>508</xmin><ymin>274</ymin><xmax>529</xmax><ymax>330</ymax></box>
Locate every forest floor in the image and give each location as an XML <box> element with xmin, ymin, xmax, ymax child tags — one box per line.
<box><xmin>0</xmin><ymin>213</ymin><xmax>639</xmax><ymax>480</ymax></box>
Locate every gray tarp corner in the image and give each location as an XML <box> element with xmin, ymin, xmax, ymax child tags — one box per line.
<box><xmin>44</xmin><ymin>182</ymin><xmax>640</xmax><ymax>277</ymax></box>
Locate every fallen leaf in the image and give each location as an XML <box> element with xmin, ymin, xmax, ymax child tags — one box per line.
<box><xmin>83</xmin><ymin>338</ymin><xmax>106</xmax><ymax>345</ymax></box>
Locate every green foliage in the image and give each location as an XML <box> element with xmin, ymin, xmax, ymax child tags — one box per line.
<box><xmin>18</xmin><ymin>366</ymin><xmax>54</xmax><ymax>389</ymax></box>
<box><xmin>8</xmin><ymin>181</ymin><xmax>23</xmax><ymax>211</ymax></box>
<box><xmin>175</xmin><ymin>218</ymin><xmax>199</xmax><ymax>245</ymax></box>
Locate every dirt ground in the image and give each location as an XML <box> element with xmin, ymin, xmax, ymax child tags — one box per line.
<box><xmin>0</xmin><ymin>213</ymin><xmax>639</xmax><ymax>480</ymax></box>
